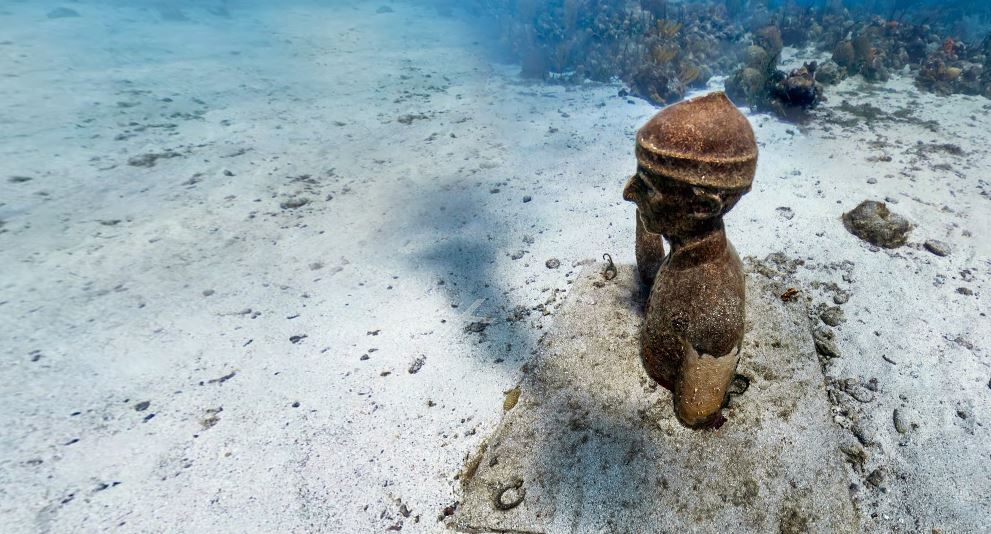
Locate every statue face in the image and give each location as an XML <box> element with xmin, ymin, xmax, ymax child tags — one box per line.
<box><xmin>623</xmin><ymin>171</ymin><xmax>709</xmax><ymax>237</ymax></box>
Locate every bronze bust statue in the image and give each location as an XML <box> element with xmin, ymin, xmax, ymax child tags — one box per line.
<box><xmin>623</xmin><ymin>91</ymin><xmax>758</xmax><ymax>429</ymax></box>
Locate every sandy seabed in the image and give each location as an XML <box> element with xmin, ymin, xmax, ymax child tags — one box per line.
<box><xmin>1</xmin><ymin>1</ymin><xmax>989</xmax><ymax>532</ymax></box>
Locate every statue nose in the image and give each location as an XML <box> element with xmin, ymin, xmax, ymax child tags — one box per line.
<box><xmin>622</xmin><ymin>175</ymin><xmax>638</xmax><ymax>202</ymax></box>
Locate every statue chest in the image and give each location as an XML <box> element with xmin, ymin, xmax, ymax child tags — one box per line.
<box><xmin>646</xmin><ymin>252</ymin><xmax>746</xmax><ymax>357</ymax></box>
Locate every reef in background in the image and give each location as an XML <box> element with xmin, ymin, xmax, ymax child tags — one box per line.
<box><xmin>470</xmin><ymin>0</ymin><xmax>991</xmax><ymax>116</ymax></box>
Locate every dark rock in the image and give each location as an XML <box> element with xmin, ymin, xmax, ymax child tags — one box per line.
<box><xmin>923</xmin><ymin>240</ymin><xmax>951</xmax><ymax>256</ymax></box>
<box><xmin>842</xmin><ymin>201</ymin><xmax>912</xmax><ymax>248</ymax></box>
<box><xmin>464</xmin><ymin>321</ymin><xmax>489</xmax><ymax>333</ymax></box>
<box><xmin>134</xmin><ymin>401</ymin><xmax>151</xmax><ymax>412</ymax></box>
<box><xmin>205</xmin><ymin>371</ymin><xmax>237</xmax><ymax>385</ymax></box>
<box><xmin>820</xmin><ymin>306</ymin><xmax>845</xmax><ymax>327</ymax></box>
<box><xmin>408</xmin><ymin>355</ymin><xmax>426</xmax><ymax>374</ymax></box>
<box><xmin>813</xmin><ymin>326</ymin><xmax>840</xmax><ymax>359</ymax></box>
<box><xmin>957</xmin><ymin>287</ymin><xmax>973</xmax><ymax>296</ymax></box>
<box><xmin>866</xmin><ymin>468</ymin><xmax>884</xmax><ymax>488</ymax></box>
<box><xmin>280</xmin><ymin>197</ymin><xmax>309</xmax><ymax>209</ymax></box>
<box><xmin>522</xmin><ymin>195</ymin><xmax>532</xmax><ymax>203</ymax></box>
<box><xmin>397</xmin><ymin>113</ymin><xmax>428</xmax><ymax>125</ymax></box>
<box><xmin>816</xmin><ymin>60</ymin><xmax>843</xmax><ymax>85</ymax></box>
<box><xmin>864</xmin><ymin>378</ymin><xmax>879</xmax><ymax>392</ymax></box>
<box><xmin>951</xmin><ymin>336</ymin><xmax>974</xmax><ymax>350</ymax></box>
<box><xmin>832</xmin><ymin>291</ymin><xmax>849</xmax><ymax>305</ymax></box>
<box><xmin>850</xmin><ymin>422</ymin><xmax>873</xmax><ymax>445</ymax></box>
<box><xmin>814</xmin><ymin>338</ymin><xmax>840</xmax><ymax>359</ymax></box>
<box><xmin>842</xmin><ymin>379</ymin><xmax>874</xmax><ymax>403</ymax></box>
<box><xmin>545</xmin><ymin>258</ymin><xmax>560</xmax><ymax>269</ymax></box>
<box><xmin>839</xmin><ymin>443</ymin><xmax>867</xmax><ymax>471</ymax></box>
<box><xmin>770</xmin><ymin>62</ymin><xmax>823</xmax><ymax>109</ymax></box>
<box><xmin>727</xmin><ymin>374</ymin><xmax>750</xmax><ymax>397</ymax></box>
<box><xmin>127</xmin><ymin>151</ymin><xmax>181</xmax><ymax>168</ymax></box>
<box><xmin>506</xmin><ymin>305</ymin><xmax>530</xmax><ymax>323</ymax></box>
<box><xmin>893</xmin><ymin>409</ymin><xmax>910</xmax><ymax>434</ymax></box>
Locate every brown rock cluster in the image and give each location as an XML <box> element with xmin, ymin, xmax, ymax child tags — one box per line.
<box><xmin>842</xmin><ymin>200</ymin><xmax>912</xmax><ymax>249</ymax></box>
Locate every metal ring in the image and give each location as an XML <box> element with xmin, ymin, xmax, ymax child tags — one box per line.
<box><xmin>494</xmin><ymin>478</ymin><xmax>525</xmax><ymax>510</ymax></box>
<box><xmin>602</xmin><ymin>253</ymin><xmax>617</xmax><ymax>280</ymax></box>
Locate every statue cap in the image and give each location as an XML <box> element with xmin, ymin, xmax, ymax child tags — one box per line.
<box><xmin>635</xmin><ymin>91</ymin><xmax>757</xmax><ymax>191</ymax></box>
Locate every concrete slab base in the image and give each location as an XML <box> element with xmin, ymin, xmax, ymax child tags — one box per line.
<box><xmin>455</xmin><ymin>262</ymin><xmax>858</xmax><ymax>533</ymax></box>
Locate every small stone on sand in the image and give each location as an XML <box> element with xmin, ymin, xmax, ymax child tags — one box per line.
<box><xmin>923</xmin><ymin>240</ymin><xmax>950</xmax><ymax>257</ymax></box>
<box><xmin>842</xmin><ymin>200</ymin><xmax>911</xmax><ymax>248</ymax></box>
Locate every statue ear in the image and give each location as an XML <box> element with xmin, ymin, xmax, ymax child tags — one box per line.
<box><xmin>689</xmin><ymin>188</ymin><xmax>723</xmax><ymax>219</ymax></box>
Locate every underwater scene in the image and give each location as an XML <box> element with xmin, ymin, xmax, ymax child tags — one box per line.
<box><xmin>1</xmin><ymin>0</ymin><xmax>989</xmax><ymax>532</ymax></box>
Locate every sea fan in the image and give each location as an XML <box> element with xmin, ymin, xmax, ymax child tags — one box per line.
<box><xmin>656</xmin><ymin>19</ymin><xmax>683</xmax><ymax>38</ymax></box>
<box><xmin>679</xmin><ymin>64</ymin><xmax>701</xmax><ymax>84</ymax></box>
<box><xmin>651</xmin><ymin>44</ymin><xmax>678</xmax><ymax>65</ymax></box>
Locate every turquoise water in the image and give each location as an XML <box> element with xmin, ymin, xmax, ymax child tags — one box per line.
<box><xmin>1</xmin><ymin>1</ymin><xmax>990</xmax><ymax>532</ymax></box>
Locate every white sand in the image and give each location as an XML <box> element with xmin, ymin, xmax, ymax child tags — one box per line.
<box><xmin>1</xmin><ymin>1</ymin><xmax>988</xmax><ymax>532</ymax></box>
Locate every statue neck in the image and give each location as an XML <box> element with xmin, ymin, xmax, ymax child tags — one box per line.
<box><xmin>667</xmin><ymin>223</ymin><xmax>727</xmax><ymax>269</ymax></box>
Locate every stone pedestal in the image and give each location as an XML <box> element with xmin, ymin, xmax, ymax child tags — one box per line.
<box><xmin>455</xmin><ymin>263</ymin><xmax>857</xmax><ymax>533</ymax></box>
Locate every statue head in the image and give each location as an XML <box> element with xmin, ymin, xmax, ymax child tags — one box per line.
<box><xmin>623</xmin><ymin>92</ymin><xmax>757</xmax><ymax>240</ymax></box>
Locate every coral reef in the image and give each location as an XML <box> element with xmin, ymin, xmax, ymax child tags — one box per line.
<box><xmin>915</xmin><ymin>36</ymin><xmax>986</xmax><ymax>96</ymax></box>
<box><xmin>770</xmin><ymin>62</ymin><xmax>823</xmax><ymax>109</ymax></box>
<box><xmin>725</xmin><ymin>52</ymin><xmax>822</xmax><ymax>118</ymax></box>
<box><xmin>484</xmin><ymin>0</ymin><xmax>746</xmax><ymax>105</ymax></box>
<box><xmin>476</xmin><ymin>0</ymin><xmax>991</xmax><ymax>106</ymax></box>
